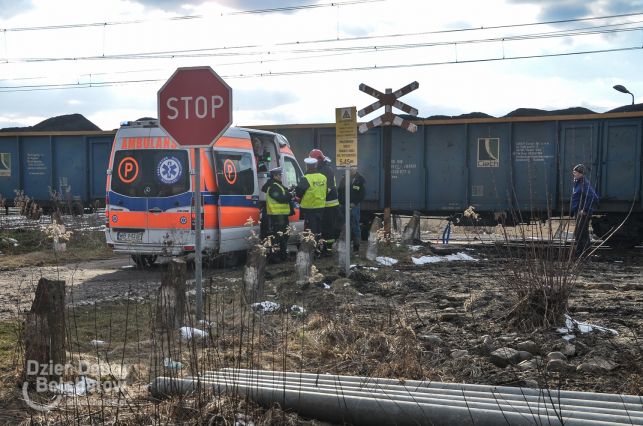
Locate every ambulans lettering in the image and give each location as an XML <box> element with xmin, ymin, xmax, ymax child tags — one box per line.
<box><xmin>157</xmin><ymin>156</ymin><xmax>183</xmax><ymax>184</ymax></box>
<box><xmin>119</xmin><ymin>137</ymin><xmax>177</xmax><ymax>150</ymax></box>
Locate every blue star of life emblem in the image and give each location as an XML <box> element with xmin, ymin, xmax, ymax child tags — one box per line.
<box><xmin>157</xmin><ymin>156</ymin><xmax>182</xmax><ymax>184</ymax></box>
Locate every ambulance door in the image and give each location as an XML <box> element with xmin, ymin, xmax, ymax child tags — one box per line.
<box><xmin>108</xmin><ymin>150</ymin><xmax>150</xmax><ymax>246</ymax></box>
<box><xmin>212</xmin><ymin>149</ymin><xmax>260</xmax><ymax>253</ymax></box>
<box><xmin>281</xmin><ymin>155</ymin><xmax>305</xmax><ymax>232</ymax></box>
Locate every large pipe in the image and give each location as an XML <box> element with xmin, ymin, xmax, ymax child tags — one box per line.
<box><xmin>200</xmin><ymin>371</ymin><xmax>642</xmax><ymax>413</ymax></box>
<box><xmin>219</xmin><ymin>368</ymin><xmax>643</xmax><ymax>405</ymax></box>
<box><xmin>150</xmin><ymin>369</ymin><xmax>643</xmax><ymax>426</ymax></box>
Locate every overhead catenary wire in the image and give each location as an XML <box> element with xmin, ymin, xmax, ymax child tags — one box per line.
<box><xmin>1</xmin><ymin>44</ymin><xmax>641</xmax><ymax>93</ymax></box>
<box><xmin>1</xmin><ymin>9</ymin><xmax>642</xmax><ymax>93</ymax></box>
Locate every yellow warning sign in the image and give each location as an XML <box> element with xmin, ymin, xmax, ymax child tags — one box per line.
<box><xmin>335</xmin><ymin>106</ymin><xmax>357</xmax><ymax>167</ymax></box>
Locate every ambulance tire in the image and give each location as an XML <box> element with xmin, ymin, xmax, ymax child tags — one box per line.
<box><xmin>132</xmin><ymin>254</ymin><xmax>157</xmax><ymax>269</ymax></box>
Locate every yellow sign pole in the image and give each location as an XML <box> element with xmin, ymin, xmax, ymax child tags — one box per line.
<box><xmin>336</xmin><ymin>107</ymin><xmax>357</xmax><ymax>276</ymax></box>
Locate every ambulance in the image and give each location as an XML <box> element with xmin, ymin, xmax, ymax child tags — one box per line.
<box><xmin>104</xmin><ymin>119</ymin><xmax>304</xmax><ymax>267</ymax></box>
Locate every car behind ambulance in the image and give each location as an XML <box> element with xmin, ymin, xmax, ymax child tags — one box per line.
<box><xmin>105</xmin><ymin>119</ymin><xmax>304</xmax><ymax>267</ymax></box>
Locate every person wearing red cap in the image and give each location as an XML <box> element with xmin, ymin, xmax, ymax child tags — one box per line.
<box><xmin>309</xmin><ymin>149</ymin><xmax>340</xmax><ymax>254</ymax></box>
<box><xmin>295</xmin><ymin>157</ymin><xmax>327</xmax><ymax>243</ymax></box>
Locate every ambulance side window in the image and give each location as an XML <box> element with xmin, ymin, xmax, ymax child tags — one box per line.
<box><xmin>282</xmin><ymin>157</ymin><xmax>302</xmax><ymax>188</ymax></box>
<box><xmin>215</xmin><ymin>151</ymin><xmax>255</xmax><ymax>195</ymax></box>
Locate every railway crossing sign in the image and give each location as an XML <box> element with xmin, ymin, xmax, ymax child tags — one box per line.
<box><xmin>357</xmin><ymin>81</ymin><xmax>419</xmax><ymax>133</ymax></box>
<box><xmin>158</xmin><ymin>66</ymin><xmax>232</xmax><ymax>147</ymax></box>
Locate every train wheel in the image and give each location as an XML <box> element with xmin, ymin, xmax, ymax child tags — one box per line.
<box><xmin>131</xmin><ymin>254</ymin><xmax>157</xmax><ymax>269</ymax></box>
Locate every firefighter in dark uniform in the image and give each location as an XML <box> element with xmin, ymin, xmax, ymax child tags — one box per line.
<box><xmin>309</xmin><ymin>149</ymin><xmax>339</xmax><ymax>252</ymax></box>
<box><xmin>295</xmin><ymin>157</ymin><xmax>327</xmax><ymax>241</ymax></box>
<box><xmin>262</xmin><ymin>167</ymin><xmax>292</xmax><ymax>261</ymax></box>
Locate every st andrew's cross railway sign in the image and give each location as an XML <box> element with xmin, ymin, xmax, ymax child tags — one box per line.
<box><xmin>158</xmin><ymin>66</ymin><xmax>232</xmax><ymax>147</ymax></box>
<box><xmin>357</xmin><ymin>81</ymin><xmax>419</xmax><ymax>134</ymax></box>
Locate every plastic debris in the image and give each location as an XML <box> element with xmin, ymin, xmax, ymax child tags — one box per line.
<box><xmin>179</xmin><ymin>326</ymin><xmax>209</xmax><ymax>340</ymax></box>
<box><xmin>563</xmin><ymin>314</ymin><xmax>618</xmax><ymax>336</ymax></box>
<box><xmin>323</xmin><ymin>283</ymin><xmax>331</xmax><ymax>289</ymax></box>
<box><xmin>56</xmin><ymin>376</ymin><xmax>98</xmax><ymax>396</ymax></box>
<box><xmin>163</xmin><ymin>357</ymin><xmax>184</xmax><ymax>370</ymax></box>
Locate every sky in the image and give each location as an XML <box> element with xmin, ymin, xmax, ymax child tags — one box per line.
<box><xmin>1</xmin><ymin>0</ymin><xmax>642</xmax><ymax>131</ymax></box>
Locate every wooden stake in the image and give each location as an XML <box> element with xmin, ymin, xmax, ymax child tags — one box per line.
<box><xmin>24</xmin><ymin>278</ymin><xmax>65</xmax><ymax>383</ymax></box>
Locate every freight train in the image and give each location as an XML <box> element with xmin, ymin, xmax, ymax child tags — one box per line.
<box><xmin>1</xmin><ymin>107</ymin><xmax>642</xmax><ymax>247</ymax></box>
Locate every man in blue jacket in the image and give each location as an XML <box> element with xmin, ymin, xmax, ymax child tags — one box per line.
<box><xmin>571</xmin><ymin>164</ymin><xmax>599</xmax><ymax>258</ymax></box>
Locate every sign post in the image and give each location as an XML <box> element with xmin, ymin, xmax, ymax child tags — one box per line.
<box><xmin>158</xmin><ymin>66</ymin><xmax>232</xmax><ymax>320</ymax></box>
<box><xmin>358</xmin><ymin>81</ymin><xmax>419</xmax><ymax>241</ymax></box>
<box><xmin>336</xmin><ymin>106</ymin><xmax>357</xmax><ymax>276</ymax></box>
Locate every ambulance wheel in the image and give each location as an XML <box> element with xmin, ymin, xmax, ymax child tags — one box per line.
<box><xmin>132</xmin><ymin>254</ymin><xmax>157</xmax><ymax>269</ymax></box>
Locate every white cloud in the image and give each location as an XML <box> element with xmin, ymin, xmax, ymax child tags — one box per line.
<box><xmin>1</xmin><ymin>0</ymin><xmax>641</xmax><ymax>130</ymax></box>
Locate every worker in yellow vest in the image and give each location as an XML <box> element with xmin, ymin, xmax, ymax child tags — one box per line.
<box><xmin>262</xmin><ymin>167</ymin><xmax>292</xmax><ymax>262</ymax></box>
<box><xmin>295</xmin><ymin>157</ymin><xmax>327</xmax><ymax>242</ymax></box>
<box><xmin>309</xmin><ymin>149</ymin><xmax>340</xmax><ymax>253</ymax></box>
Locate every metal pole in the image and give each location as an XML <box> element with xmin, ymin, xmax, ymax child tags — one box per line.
<box><xmin>383</xmin><ymin>118</ymin><xmax>392</xmax><ymax>242</ymax></box>
<box><xmin>194</xmin><ymin>147</ymin><xmax>203</xmax><ymax>321</ymax></box>
<box><xmin>344</xmin><ymin>167</ymin><xmax>351</xmax><ymax>275</ymax></box>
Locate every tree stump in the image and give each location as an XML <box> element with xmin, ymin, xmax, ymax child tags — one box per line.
<box><xmin>296</xmin><ymin>238</ymin><xmax>315</xmax><ymax>286</ymax></box>
<box><xmin>366</xmin><ymin>216</ymin><xmax>382</xmax><ymax>261</ymax></box>
<box><xmin>156</xmin><ymin>259</ymin><xmax>187</xmax><ymax>331</ymax></box>
<box><xmin>401</xmin><ymin>210</ymin><xmax>422</xmax><ymax>244</ymax></box>
<box><xmin>23</xmin><ymin>278</ymin><xmax>65</xmax><ymax>383</ymax></box>
<box><xmin>244</xmin><ymin>241</ymin><xmax>266</xmax><ymax>303</ymax></box>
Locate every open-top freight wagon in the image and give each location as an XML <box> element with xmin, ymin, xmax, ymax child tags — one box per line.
<box><xmin>0</xmin><ymin>130</ymin><xmax>113</xmax><ymax>214</ymax></box>
<box><xmin>261</xmin><ymin>107</ymin><xmax>643</xmax><ymax>248</ymax></box>
<box><xmin>1</xmin><ymin>106</ymin><xmax>642</xmax><ymax>246</ymax></box>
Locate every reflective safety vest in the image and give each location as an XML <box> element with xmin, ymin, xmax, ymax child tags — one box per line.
<box><xmin>300</xmin><ymin>173</ymin><xmax>327</xmax><ymax>209</ymax></box>
<box><xmin>266</xmin><ymin>182</ymin><xmax>291</xmax><ymax>215</ymax></box>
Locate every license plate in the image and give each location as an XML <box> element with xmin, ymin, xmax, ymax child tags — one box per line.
<box><xmin>117</xmin><ymin>232</ymin><xmax>143</xmax><ymax>243</ymax></box>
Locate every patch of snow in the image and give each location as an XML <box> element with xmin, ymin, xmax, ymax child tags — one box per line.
<box><xmin>251</xmin><ymin>301</ymin><xmax>280</xmax><ymax>312</ymax></box>
<box><xmin>376</xmin><ymin>256</ymin><xmax>398</xmax><ymax>266</ymax></box>
<box><xmin>90</xmin><ymin>339</ymin><xmax>107</xmax><ymax>347</ymax></box>
<box><xmin>412</xmin><ymin>252</ymin><xmax>478</xmax><ymax>265</ymax></box>
<box><xmin>407</xmin><ymin>245</ymin><xmax>422</xmax><ymax>251</ymax></box>
<box><xmin>290</xmin><ymin>305</ymin><xmax>305</xmax><ymax>314</ymax></box>
<box><xmin>323</xmin><ymin>283</ymin><xmax>331</xmax><ymax>289</ymax></box>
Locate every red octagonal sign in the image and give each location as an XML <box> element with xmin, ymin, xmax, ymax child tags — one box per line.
<box><xmin>158</xmin><ymin>66</ymin><xmax>232</xmax><ymax>147</ymax></box>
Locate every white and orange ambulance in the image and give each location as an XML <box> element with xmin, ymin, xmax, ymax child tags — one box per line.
<box><xmin>104</xmin><ymin>119</ymin><xmax>304</xmax><ymax>267</ymax></box>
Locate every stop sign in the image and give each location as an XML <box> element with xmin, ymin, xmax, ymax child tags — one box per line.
<box><xmin>158</xmin><ymin>66</ymin><xmax>232</xmax><ymax>147</ymax></box>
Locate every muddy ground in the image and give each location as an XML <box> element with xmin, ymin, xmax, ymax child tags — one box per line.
<box><xmin>1</xmin><ymin>239</ymin><xmax>641</xmax><ymax>399</ymax></box>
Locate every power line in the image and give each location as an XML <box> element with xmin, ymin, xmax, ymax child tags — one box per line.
<box><xmin>0</xmin><ymin>0</ymin><xmax>383</xmax><ymax>32</ymax></box>
<box><xmin>2</xmin><ymin>18</ymin><xmax>641</xmax><ymax>66</ymax></box>
<box><xmin>1</xmin><ymin>44</ymin><xmax>640</xmax><ymax>92</ymax></box>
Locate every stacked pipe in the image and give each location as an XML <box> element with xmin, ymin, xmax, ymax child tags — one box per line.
<box><xmin>150</xmin><ymin>368</ymin><xmax>643</xmax><ymax>426</ymax></box>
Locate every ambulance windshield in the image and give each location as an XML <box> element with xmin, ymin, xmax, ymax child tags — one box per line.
<box><xmin>111</xmin><ymin>150</ymin><xmax>190</xmax><ymax>197</ymax></box>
